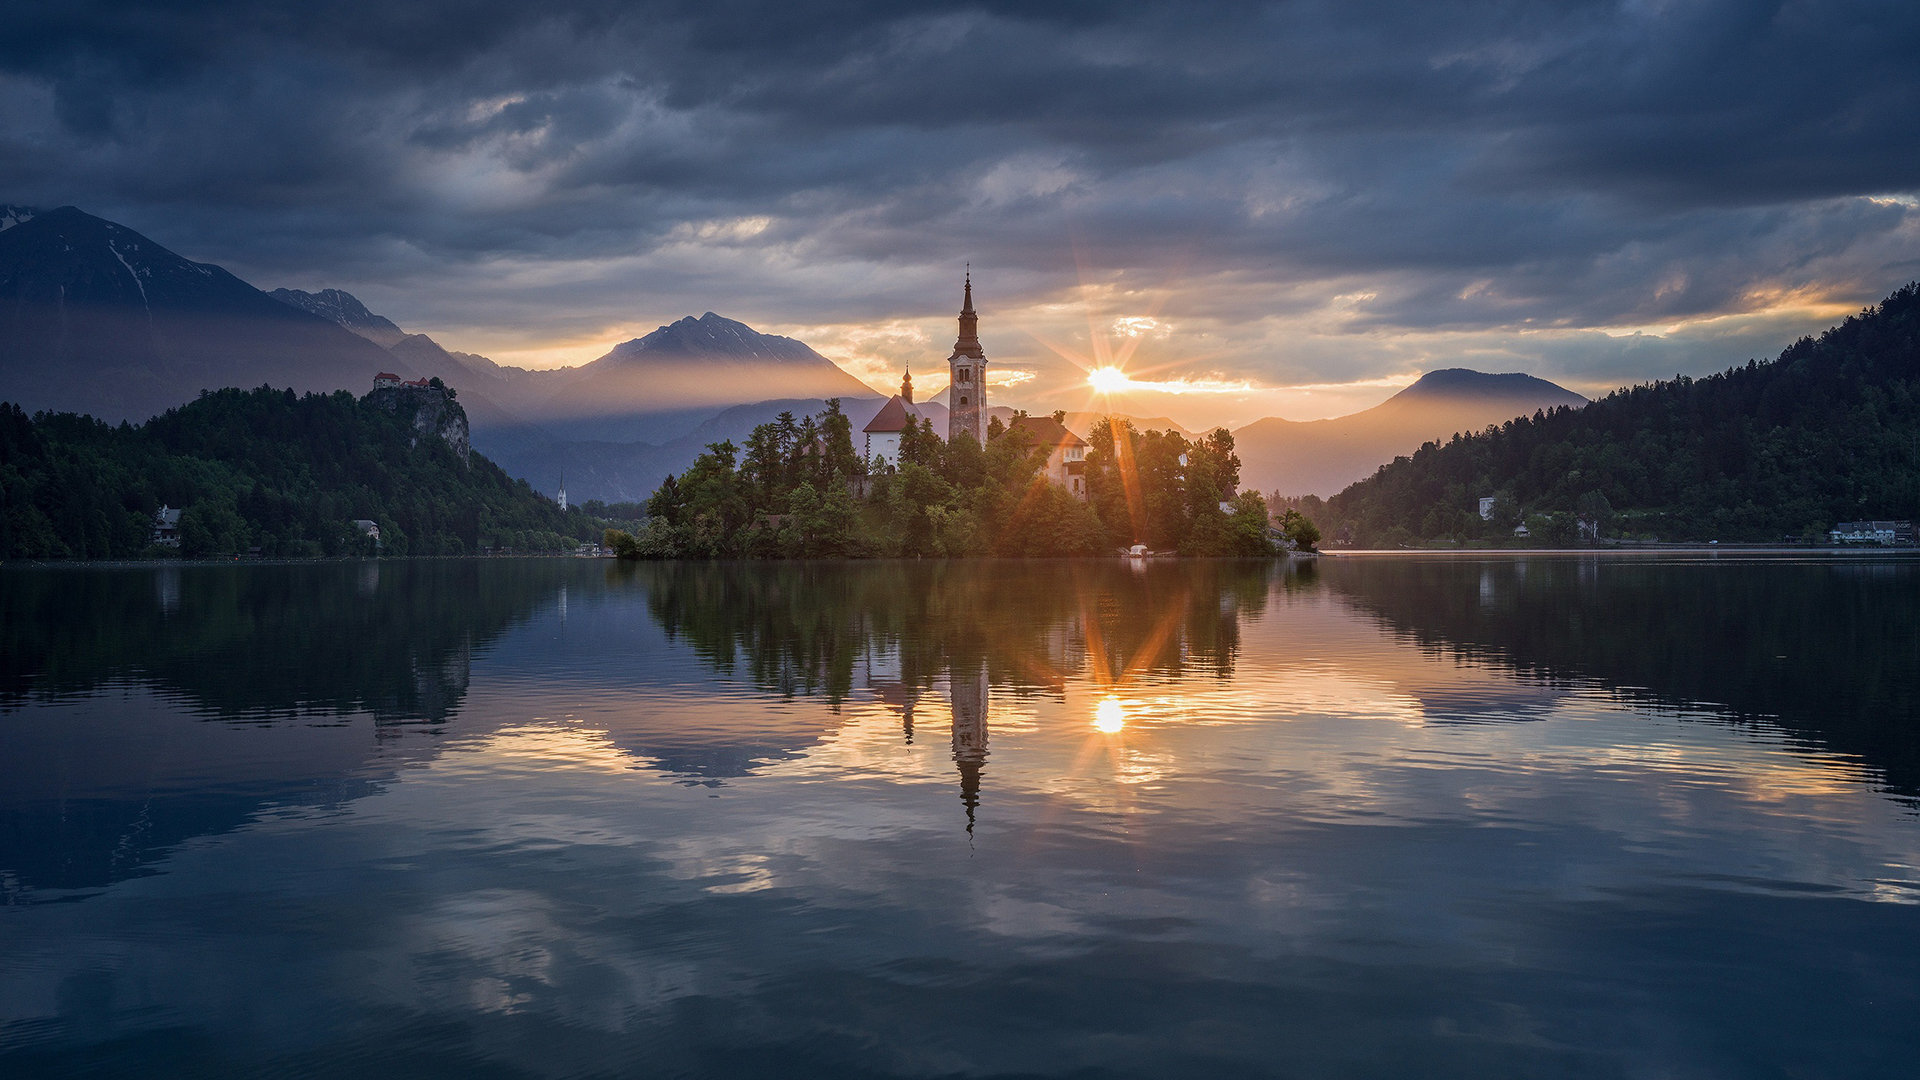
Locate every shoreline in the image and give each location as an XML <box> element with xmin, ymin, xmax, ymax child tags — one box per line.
<box><xmin>7</xmin><ymin>545</ymin><xmax>1920</xmax><ymax>571</ymax></box>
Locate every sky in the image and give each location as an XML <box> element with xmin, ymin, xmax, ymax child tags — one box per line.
<box><xmin>5</xmin><ymin>0</ymin><xmax>1919</xmax><ymax>425</ymax></box>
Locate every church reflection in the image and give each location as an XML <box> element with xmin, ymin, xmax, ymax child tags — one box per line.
<box><xmin>694</xmin><ymin>559</ymin><xmax>1290</xmax><ymax>831</ymax></box>
<box><xmin>950</xmin><ymin>657</ymin><xmax>990</xmax><ymax>833</ymax></box>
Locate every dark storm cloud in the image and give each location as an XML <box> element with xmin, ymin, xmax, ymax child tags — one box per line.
<box><xmin>4</xmin><ymin>0</ymin><xmax>1918</xmax><ymax>382</ymax></box>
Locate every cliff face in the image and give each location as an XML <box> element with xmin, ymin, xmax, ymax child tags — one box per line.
<box><xmin>365</xmin><ymin>384</ymin><xmax>470</xmax><ymax>465</ymax></box>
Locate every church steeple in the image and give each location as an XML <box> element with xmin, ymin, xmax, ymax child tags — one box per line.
<box><xmin>947</xmin><ymin>269</ymin><xmax>988</xmax><ymax>446</ymax></box>
<box><xmin>952</xmin><ymin>269</ymin><xmax>984</xmax><ymax>360</ymax></box>
<box><xmin>902</xmin><ymin>363</ymin><xmax>913</xmax><ymax>404</ymax></box>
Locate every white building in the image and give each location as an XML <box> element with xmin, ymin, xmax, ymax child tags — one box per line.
<box><xmin>862</xmin><ymin>368</ymin><xmax>930</xmax><ymax>469</ymax></box>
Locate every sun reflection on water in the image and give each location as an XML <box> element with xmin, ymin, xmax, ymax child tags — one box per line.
<box><xmin>1093</xmin><ymin>697</ymin><xmax>1126</xmax><ymax>733</ymax></box>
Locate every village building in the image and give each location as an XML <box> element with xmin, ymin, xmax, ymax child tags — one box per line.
<box><xmin>1000</xmin><ymin>415</ymin><xmax>1089</xmax><ymax>499</ymax></box>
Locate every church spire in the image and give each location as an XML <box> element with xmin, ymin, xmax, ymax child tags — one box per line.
<box><xmin>902</xmin><ymin>363</ymin><xmax>913</xmax><ymax>404</ymax></box>
<box><xmin>952</xmin><ymin>269</ymin><xmax>984</xmax><ymax>360</ymax></box>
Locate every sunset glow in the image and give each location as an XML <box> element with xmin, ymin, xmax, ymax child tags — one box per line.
<box><xmin>1083</xmin><ymin>367</ymin><xmax>1255</xmax><ymax>396</ymax></box>
<box><xmin>1087</xmin><ymin>367</ymin><xmax>1131</xmax><ymax>395</ymax></box>
<box><xmin>1093</xmin><ymin>697</ymin><xmax>1126</xmax><ymax>734</ymax></box>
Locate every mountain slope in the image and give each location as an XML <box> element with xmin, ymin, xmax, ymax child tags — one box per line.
<box><xmin>1234</xmin><ymin>369</ymin><xmax>1587</xmax><ymax>496</ymax></box>
<box><xmin>268</xmin><ymin>287</ymin><xmax>408</xmax><ymax>347</ymax></box>
<box><xmin>0</xmin><ymin>207</ymin><xmax>411</xmax><ymax>422</ymax></box>
<box><xmin>1323</xmin><ymin>284</ymin><xmax>1920</xmax><ymax>544</ymax></box>
<box><xmin>532</xmin><ymin>313</ymin><xmax>882</xmax><ymax>443</ymax></box>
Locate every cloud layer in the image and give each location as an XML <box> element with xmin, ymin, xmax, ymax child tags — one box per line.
<box><xmin>7</xmin><ymin>0</ymin><xmax>1919</xmax><ymax>420</ymax></box>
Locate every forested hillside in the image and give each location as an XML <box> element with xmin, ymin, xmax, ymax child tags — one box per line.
<box><xmin>1323</xmin><ymin>284</ymin><xmax>1920</xmax><ymax>545</ymax></box>
<box><xmin>0</xmin><ymin>386</ymin><xmax>604</xmax><ymax>558</ymax></box>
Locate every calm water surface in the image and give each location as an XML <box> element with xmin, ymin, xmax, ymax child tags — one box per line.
<box><xmin>3</xmin><ymin>554</ymin><xmax>1918</xmax><ymax>1078</ymax></box>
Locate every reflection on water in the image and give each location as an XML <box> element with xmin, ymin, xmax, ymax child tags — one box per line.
<box><xmin>3</xmin><ymin>554</ymin><xmax>1920</xmax><ymax>1077</ymax></box>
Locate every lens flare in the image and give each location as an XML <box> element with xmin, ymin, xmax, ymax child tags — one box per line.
<box><xmin>1093</xmin><ymin>697</ymin><xmax>1126</xmax><ymax>733</ymax></box>
<box><xmin>1087</xmin><ymin>367</ymin><xmax>1132</xmax><ymax>394</ymax></box>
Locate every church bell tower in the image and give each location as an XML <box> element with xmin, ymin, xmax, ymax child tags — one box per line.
<box><xmin>947</xmin><ymin>271</ymin><xmax>987</xmax><ymax>444</ymax></box>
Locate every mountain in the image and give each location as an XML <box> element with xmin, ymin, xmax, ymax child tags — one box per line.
<box><xmin>268</xmin><ymin>286</ymin><xmax>888</xmax><ymax>500</ymax></box>
<box><xmin>526</xmin><ymin>312</ymin><xmax>883</xmax><ymax>444</ymax></box>
<box><xmin>1233</xmin><ymin>369</ymin><xmax>1588</xmax><ymax>496</ymax></box>
<box><xmin>0</xmin><ymin>207</ymin><xmax>411</xmax><ymax>423</ymax></box>
<box><xmin>1323</xmin><ymin>284</ymin><xmax>1920</xmax><ymax>544</ymax></box>
<box><xmin>268</xmin><ymin>287</ymin><xmax>407</xmax><ymax>347</ymax></box>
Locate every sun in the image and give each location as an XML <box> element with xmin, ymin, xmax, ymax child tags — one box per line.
<box><xmin>1087</xmin><ymin>367</ymin><xmax>1132</xmax><ymax>395</ymax></box>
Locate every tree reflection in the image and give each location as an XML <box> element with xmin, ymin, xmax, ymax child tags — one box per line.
<box><xmin>1326</xmin><ymin>555</ymin><xmax>1920</xmax><ymax>802</ymax></box>
<box><xmin>632</xmin><ymin>558</ymin><xmax>1290</xmax><ymax>827</ymax></box>
<box><xmin>2</xmin><ymin>560</ymin><xmax>575</xmax><ymax>723</ymax></box>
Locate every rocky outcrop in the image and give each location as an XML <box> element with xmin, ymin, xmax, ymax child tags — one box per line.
<box><xmin>365</xmin><ymin>382</ymin><xmax>471</xmax><ymax>465</ymax></box>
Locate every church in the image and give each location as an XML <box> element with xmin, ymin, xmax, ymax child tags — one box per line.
<box><xmin>862</xmin><ymin>274</ymin><xmax>1087</xmax><ymax>499</ymax></box>
<box><xmin>862</xmin><ymin>272</ymin><xmax>990</xmax><ymax>466</ymax></box>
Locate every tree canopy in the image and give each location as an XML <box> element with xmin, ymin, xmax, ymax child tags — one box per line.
<box><xmin>614</xmin><ymin>402</ymin><xmax>1276</xmax><ymax>559</ymax></box>
<box><xmin>0</xmin><ymin>386</ymin><xmax>605</xmax><ymax>559</ymax></box>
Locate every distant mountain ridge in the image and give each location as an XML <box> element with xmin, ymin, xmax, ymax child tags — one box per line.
<box><xmin>270</xmin><ymin>288</ymin><xmax>408</xmax><ymax>348</ymax></box>
<box><xmin>1233</xmin><ymin>369</ymin><xmax>1588</xmax><ymax>496</ymax></box>
<box><xmin>0</xmin><ymin>206</ymin><xmax>412</xmax><ymax>423</ymax></box>
<box><xmin>269</xmin><ymin>288</ymin><xmax>886</xmax><ymax>499</ymax></box>
<box><xmin>0</xmin><ymin>203</ymin><xmax>882</xmax><ymax>504</ymax></box>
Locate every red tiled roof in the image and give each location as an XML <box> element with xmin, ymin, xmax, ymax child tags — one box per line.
<box><xmin>863</xmin><ymin>395</ymin><xmax>919</xmax><ymax>433</ymax></box>
<box><xmin>1001</xmin><ymin>415</ymin><xmax>1088</xmax><ymax>450</ymax></box>
<box><xmin>374</xmin><ymin>372</ymin><xmax>399</xmax><ymax>381</ymax></box>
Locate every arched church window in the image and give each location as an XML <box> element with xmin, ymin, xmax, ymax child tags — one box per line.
<box><xmin>959</xmin><ymin>396</ymin><xmax>968</xmax><ymax>406</ymax></box>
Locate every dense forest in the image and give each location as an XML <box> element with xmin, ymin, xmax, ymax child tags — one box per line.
<box><xmin>611</xmin><ymin>400</ymin><xmax>1283</xmax><ymax>558</ymax></box>
<box><xmin>1321</xmin><ymin>283</ymin><xmax>1920</xmax><ymax>545</ymax></box>
<box><xmin>0</xmin><ymin>385</ymin><xmax>606</xmax><ymax>558</ymax></box>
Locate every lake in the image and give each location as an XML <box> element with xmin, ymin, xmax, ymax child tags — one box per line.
<box><xmin>3</xmin><ymin>553</ymin><xmax>1918</xmax><ymax>1078</ymax></box>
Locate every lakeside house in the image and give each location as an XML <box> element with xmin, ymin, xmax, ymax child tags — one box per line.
<box><xmin>151</xmin><ymin>505</ymin><xmax>181</xmax><ymax>547</ymax></box>
<box><xmin>1829</xmin><ymin>520</ymin><xmax>1916</xmax><ymax>544</ymax></box>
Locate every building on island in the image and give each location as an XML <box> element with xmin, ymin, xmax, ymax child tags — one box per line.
<box><xmin>861</xmin><ymin>367</ymin><xmax>929</xmax><ymax>469</ymax></box>
<box><xmin>1000</xmin><ymin>415</ymin><xmax>1089</xmax><ymax>499</ymax></box>
<box><xmin>948</xmin><ymin>272</ymin><xmax>987</xmax><ymax>445</ymax></box>
<box><xmin>556</xmin><ymin>475</ymin><xmax>568</xmax><ymax>512</ymax></box>
<box><xmin>373</xmin><ymin>372</ymin><xmax>402</xmax><ymax>389</ymax></box>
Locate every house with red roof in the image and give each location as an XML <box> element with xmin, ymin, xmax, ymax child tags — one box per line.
<box><xmin>1000</xmin><ymin>415</ymin><xmax>1089</xmax><ymax>499</ymax></box>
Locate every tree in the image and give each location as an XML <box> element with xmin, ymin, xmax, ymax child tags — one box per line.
<box><xmin>1279</xmin><ymin>508</ymin><xmax>1321</xmax><ymax>551</ymax></box>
